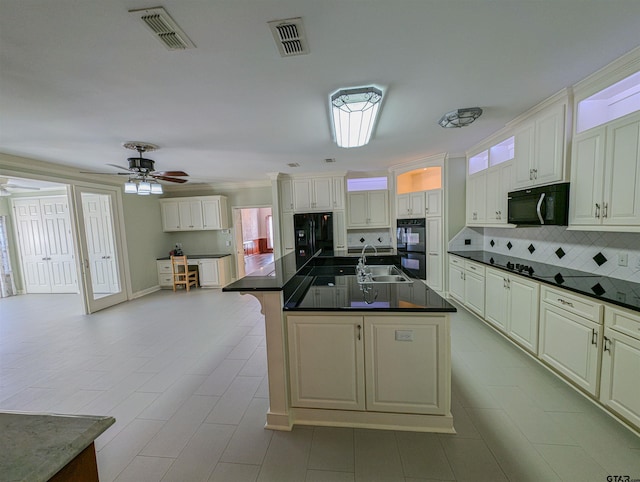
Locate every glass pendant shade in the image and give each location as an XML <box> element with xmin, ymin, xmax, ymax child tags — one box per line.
<box><xmin>330</xmin><ymin>87</ymin><xmax>383</xmax><ymax>148</ymax></box>
<box><xmin>137</xmin><ymin>181</ymin><xmax>151</xmax><ymax>195</ymax></box>
<box><xmin>150</xmin><ymin>183</ymin><xmax>163</xmax><ymax>194</ymax></box>
<box><xmin>124</xmin><ymin>181</ymin><xmax>138</xmax><ymax>193</ymax></box>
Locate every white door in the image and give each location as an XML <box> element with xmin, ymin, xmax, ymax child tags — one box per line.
<box><xmin>40</xmin><ymin>197</ymin><xmax>77</xmax><ymax>293</ymax></box>
<box><xmin>74</xmin><ymin>187</ymin><xmax>127</xmax><ymax>313</ymax></box>
<box><xmin>367</xmin><ymin>191</ymin><xmax>389</xmax><ymax>226</ymax></box>
<box><xmin>534</xmin><ymin>103</ymin><xmax>565</xmax><ymax>186</ymax></box>
<box><xmin>570</xmin><ymin>127</ymin><xmax>605</xmax><ymax>226</ymax></box>
<box><xmin>507</xmin><ymin>276</ymin><xmax>540</xmax><ymax>353</ymax></box>
<box><xmin>13</xmin><ymin>198</ymin><xmax>50</xmax><ymax>293</ymax></box>
<box><xmin>484</xmin><ymin>268</ymin><xmax>508</xmax><ymax>332</ymax></box>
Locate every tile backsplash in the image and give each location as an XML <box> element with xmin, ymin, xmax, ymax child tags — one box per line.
<box><xmin>449</xmin><ymin>226</ymin><xmax>640</xmax><ymax>282</ymax></box>
<box><xmin>347</xmin><ymin>229</ymin><xmax>393</xmax><ymax>249</ymax></box>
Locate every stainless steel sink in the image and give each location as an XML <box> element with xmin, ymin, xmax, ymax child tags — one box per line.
<box><xmin>357</xmin><ymin>265</ymin><xmax>413</xmax><ymax>284</ymax></box>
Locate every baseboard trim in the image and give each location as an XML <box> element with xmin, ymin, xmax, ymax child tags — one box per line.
<box><xmin>131</xmin><ymin>285</ymin><xmax>161</xmax><ymax>299</ymax></box>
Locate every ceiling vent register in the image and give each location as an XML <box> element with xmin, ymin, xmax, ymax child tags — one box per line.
<box><xmin>268</xmin><ymin>17</ymin><xmax>309</xmax><ymax>57</ymax></box>
<box><xmin>129</xmin><ymin>7</ymin><xmax>196</xmax><ymax>50</ymax></box>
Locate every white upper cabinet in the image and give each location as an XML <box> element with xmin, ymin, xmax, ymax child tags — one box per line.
<box><xmin>160</xmin><ymin>196</ymin><xmax>228</xmax><ymax>232</ymax></box>
<box><xmin>570</xmin><ymin>110</ymin><xmax>640</xmax><ymax>229</ymax></box>
<box><xmin>513</xmin><ymin>101</ymin><xmax>566</xmax><ymax>189</ymax></box>
<box><xmin>293</xmin><ymin>177</ymin><xmax>334</xmax><ymax>212</ymax></box>
<box><xmin>466</xmin><ymin>136</ymin><xmax>514</xmax><ymax>226</ymax></box>
<box><xmin>347</xmin><ymin>190</ymin><xmax>389</xmax><ymax>227</ymax></box>
<box><xmin>280</xmin><ymin>178</ymin><xmax>294</xmax><ymax>213</ymax></box>
<box><xmin>425</xmin><ymin>189</ymin><xmax>442</xmax><ymax>217</ymax></box>
<box><xmin>332</xmin><ymin>176</ymin><xmax>345</xmax><ymax>210</ymax></box>
<box><xmin>396</xmin><ymin>192</ymin><xmax>425</xmax><ymax>218</ymax></box>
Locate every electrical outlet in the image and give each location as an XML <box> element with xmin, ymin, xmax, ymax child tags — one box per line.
<box><xmin>618</xmin><ymin>253</ymin><xmax>628</xmax><ymax>267</ymax></box>
<box><xmin>226</xmin><ymin>240</ymin><xmax>231</xmax><ymax>246</ymax></box>
<box><xmin>464</xmin><ymin>239</ymin><xmax>471</xmax><ymax>245</ymax></box>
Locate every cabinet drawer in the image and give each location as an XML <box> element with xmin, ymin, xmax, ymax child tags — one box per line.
<box><xmin>465</xmin><ymin>260</ymin><xmax>485</xmax><ymax>276</ymax></box>
<box><xmin>540</xmin><ymin>286</ymin><xmax>602</xmax><ymax>323</ymax></box>
<box><xmin>158</xmin><ymin>275</ymin><xmax>173</xmax><ymax>286</ymax></box>
<box><xmin>449</xmin><ymin>255</ymin><xmax>464</xmax><ymax>267</ymax></box>
<box><xmin>157</xmin><ymin>261</ymin><xmax>172</xmax><ymax>273</ymax></box>
<box><xmin>605</xmin><ymin>305</ymin><xmax>640</xmax><ymax>340</ymax></box>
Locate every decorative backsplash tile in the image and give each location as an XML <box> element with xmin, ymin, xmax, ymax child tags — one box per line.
<box><xmin>449</xmin><ymin>226</ymin><xmax>640</xmax><ymax>282</ymax></box>
<box><xmin>347</xmin><ymin>229</ymin><xmax>393</xmax><ymax>248</ymax></box>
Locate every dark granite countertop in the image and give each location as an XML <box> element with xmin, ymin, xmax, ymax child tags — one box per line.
<box><xmin>157</xmin><ymin>253</ymin><xmax>231</xmax><ymax>260</ymax></box>
<box><xmin>224</xmin><ymin>252</ymin><xmax>456</xmax><ymax>313</ymax></box>
<box><xmin>448</xmin><ymin>250</ymin><xmax>640</xmax><ymax>312</ymax></box>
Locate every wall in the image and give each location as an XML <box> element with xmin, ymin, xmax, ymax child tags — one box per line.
<box><xmin>449</xmin><ymin>226</ymin><xmax>640</xmax><ymax>283</ymax></box>
<box><xmin>445</xmin><ymin>156</ymin><xmax>466</xmax><ymax>243</ymax></box>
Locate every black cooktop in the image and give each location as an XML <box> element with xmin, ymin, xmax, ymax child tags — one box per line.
<box><xmin>449</xmin><ymin>250</ymin><xmax>640</xmax><ymax>312</ymax></box>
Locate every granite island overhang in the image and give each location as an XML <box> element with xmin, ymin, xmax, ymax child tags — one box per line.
<box><xmin>223</xmin><ymin>253</ymin><xmax>457</xmax><ymax>433</ymax></box>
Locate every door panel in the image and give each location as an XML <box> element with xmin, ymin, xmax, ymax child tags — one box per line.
<box><xmin>74</xmin><ymin>187</ymin><xmax>127</xmax><ymax>313</ymax></box>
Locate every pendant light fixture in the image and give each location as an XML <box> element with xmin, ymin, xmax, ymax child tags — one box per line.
<box><xmin>330</xmin><ymin>86</ymin><xmax>383</xmax><ymax>148</ymax></box>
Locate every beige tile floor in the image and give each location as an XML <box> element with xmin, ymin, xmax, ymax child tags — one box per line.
<box><xmin>1</xmin><ymin>289</ymin><xmax>639</xmax><ymax>481</ymax></box>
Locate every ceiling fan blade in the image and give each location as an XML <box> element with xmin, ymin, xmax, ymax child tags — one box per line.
<box><xmin>151</xmin><ymin>175</ymin><xmax>188</xmax><ymax>184</ymax></box>
<box><xmin>106</xmin><ymin>163</ymin><xmax>132</xmax><ymax>172</ymax></box>
<box><xmin>80</xmin><ymin>171</ymin><xmax>131</xmax><ymax>175</ymax></box>
<box><xmin>152</xmin><ymin>171</ymin><xmax>189</xmax><ymax>177</ymax></box>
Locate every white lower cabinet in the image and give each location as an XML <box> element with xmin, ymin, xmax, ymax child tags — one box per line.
<box><xmin>287</xmin><ymin>316</ymin><xmax>365</xmax><ymax>410</ymax></box>
<box><xmin>600</xmin><ymin>306</ymin><xmax>640</xmax><ymax>428</ymax></box>
<box><xmin>484</xmin><ymin>267</ymin><xmax>539</xmax><ymax>353</ymax></box>
<box><xmin>447</xmin><ymin>256</ymin><xmax>485</xmax><ymax>317</ymax></box>
<box><xmin>287</xmin><ymin>314</ymin><xmax>449</xmax><ymax>415</ymax></box>
<box><xmin>538</xmin><ymin>286</ymin><xmax>603</xmax><ymax>396</ymax></box>
<box><xmin>157</xmin><ymin>256</ymin><xmax>231</xmax><ymax>289</ymax></box>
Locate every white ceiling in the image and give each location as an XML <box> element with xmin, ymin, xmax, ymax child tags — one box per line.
<box><xmin>1</xmin><ymin>1</ymin><xmax>640</xmax><ymax>185</ymax></box>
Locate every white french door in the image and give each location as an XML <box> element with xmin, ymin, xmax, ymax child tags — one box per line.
<box><xmin>74</xmin><ymin>186</ymin><xmax>127</xmax><ymax>313</ymax></box>
<box><xmin>12</xmin><ymin>196</ymin><xmax>78</xmax><ymax>293</ymax></box>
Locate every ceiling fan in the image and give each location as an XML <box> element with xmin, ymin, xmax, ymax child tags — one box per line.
<box><xmin>0</xmin><ymin>177</ymin><xmax>41</xmax><ymax>196</ymax></box>
<box><xmin>82</xmin><ymin>142</ymin><xmax>189</xmax><ymax>184</ymax></box>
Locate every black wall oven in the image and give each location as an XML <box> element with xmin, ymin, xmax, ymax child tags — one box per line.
<box><xmin>396</xmin><ymin>218</ymin><xmax>426</xmax><ymax>279</ymax></box>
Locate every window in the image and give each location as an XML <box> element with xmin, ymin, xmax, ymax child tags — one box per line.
<box><xmin>347</xmin><ymin>177</ymin><xmax>388</xmax><ymax>192</ymax></box>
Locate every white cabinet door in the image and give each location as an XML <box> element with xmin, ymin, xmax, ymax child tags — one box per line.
<box><xmin>425</xmin><ymin>189</ymin><xmax>442</xmax><ymax>217</ymax></box>
<box><xmin>485</xmin><ymin>162</ymin><xmax>512</xmax><ymax>224</ymax></box>
<box><xmin>466</xmin><ymin>172</ymin><xmax>486</xmax><ymax>224</ymax></box>
<box><xmin>292</xmin><ymin>179</ymin><xmax>313</xmax><ymax>211</ymax></box>
<box><xmin>603</xmin><ymin>113</ymin><xmax>640</xmax><ymax>226</ymax></box>
<box><xmin>365</xmin><ymin>316</ymin><xmax>448</xmax><ymax>415</ymax></box>
<box><xmin>281</xmin><ymin>212</ymin><xmax>295</xmax><ymax>254</ymax></box>
<box><xmin>347</xmin><ymin>191</ymin><xmax>389</xmax><ymax>227</ymax></box>
<box><xmin>484</xmin><ymin>268</ymin><xmax>508</xmax><ymax>332</ymax></box>
<box><xmin>178</xmin><ymin>200</ymin><xmax>203</xmax><ymax>230</ymax></box>
<box><xmin>288</xmin><ymin>315</ymin><xmax>365</xmax><ymax>411</ymax></box>
<box><xmin>513</xmin><ymin>103</ymin><xmax>565</xmax><ymax>189</ymax></box>
<box><xmin>448</xmin><ymin>257</ymin><xmax>465</xmax><ymax>302</ymax></box>
<box><xmin>280</xmin><ymin>179</ymin><xmax>294</xmax><ymax>213</ymax></box>
<box><xmin>197</xmin><ymin>259</ymin><xmax>220</xmax><ymax>287</ymax></box>
<box><xmin>312</xmin><ymin>177</ymin><xmax>333</xmax><ymax>211</ymax></box>
<box><xmin>367</xmin><ymin>191</ymin><xmax>390</xmax><ymax>226</ymax></box>
<box><xmin>202</xmin><ymin>198</ymin><xmax>221</xmax><ymax>229</ymax></box>
<box><xmin>569</xmin><ymin>127</ymin><xmax>606</xmax><ymax>226</ymax></box>
<box><xmin>333</xmin><ymin>210</ymin><xmax>347</xmax><ymax>254</ymax></box>
<box><xmin>161</xmin><ymin>201</ymin><xmax>181</xmax><ymax>231</ymax></box>
<box><xmin>539</xmin><ymin>302</ymin><xmax>601</xmax><ymax>396</ymax></box>
<box><xmin>347</xmin><ymin>192</ymin><xmax>368</xmax><ymax>226</ymax></box>
<box><xmin>426</xmin><ymin>217</ymin><xmax>442</xmax><ymax>291</ymax></box>
<box><xmin>506</xmin><ymin>276</ymin><xmax>540</xmax><ymax>353</ymax></box>
<box><xmin>534</xmin><ymin>103</ymin><xmax>566</xmax><ymax>186</ymax></box>
<box><xmin>600</xmin><ymin>327</ymin><xmax>640</xmax><ymax>429</ymax></box>
<box><xmin>464</xmin><ymin>268</ymin><xmax>485</xmax><ymax>318</ymax></box>
<box><xmin>396</xmin><ymin>194</ymin><xmax>411</xmax><ymax>218</ymax></box>
<box><xmin>513</xmin><ymin>121</ymin><xmax>536</xmax><ymax>189</ymax></box>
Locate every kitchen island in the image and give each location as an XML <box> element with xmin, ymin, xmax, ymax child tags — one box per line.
<box><xmin>223</xmin><ymin>253</ymin><xmax>456</xmax><ymax>433</ymax></box>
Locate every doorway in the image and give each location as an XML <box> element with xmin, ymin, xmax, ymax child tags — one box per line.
<box><xmin>232</xmin><ymin>206</ymin><xmax>274</xmax><ymax>277</ymax></box>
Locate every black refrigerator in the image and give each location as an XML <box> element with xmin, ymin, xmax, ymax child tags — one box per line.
<box><xmin>294</xmin><ymin>212</ymin><xmax>334</xmax><ymax>268</ymax></box>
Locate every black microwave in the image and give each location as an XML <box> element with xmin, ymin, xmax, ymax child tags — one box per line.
<box><xmin>507</xmin><ymin>183</ymin><xmax>570</xmax><ymax>226</ymax></box>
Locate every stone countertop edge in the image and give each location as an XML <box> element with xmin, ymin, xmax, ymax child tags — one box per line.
<box><xmin>157</xmin><ymin>253</ymin><xmax>231</xmax><ymax>260</ymax></box>
<box><xmin>448</xmin><ymin>249</ymin><xmax>640</xmax><ymax>313</ymax></box>
<box><xmin>0</xmin><ymin>411</ymin><xmax>115</xmax><ymax>482</ymax></box>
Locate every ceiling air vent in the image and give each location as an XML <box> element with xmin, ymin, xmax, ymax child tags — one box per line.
<box><xmin>268</xmin><ymin>17</ymin><xmax>309</xmax><ymax>57</ymax></box>
<box><xmin>129</xmin><ymin>7</ymin><xmax>195</xmax><ymax>50</ymax></box>
<box><xmin>287</xmin><ymin>162</ymin><xmax>300</xmax><ymax>168</ymax></box>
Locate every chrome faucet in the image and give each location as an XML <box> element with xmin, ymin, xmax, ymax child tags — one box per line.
<box><xmin>357</xmin><ymin>244</ymin><xmax>378</xmax><ymax>281</ymax></box>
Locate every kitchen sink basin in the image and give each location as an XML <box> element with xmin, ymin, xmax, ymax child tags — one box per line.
<box><xmin>358</xmin><ymin>265</ymin><xmax>413</xmax><ymax>284</ymax></box>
